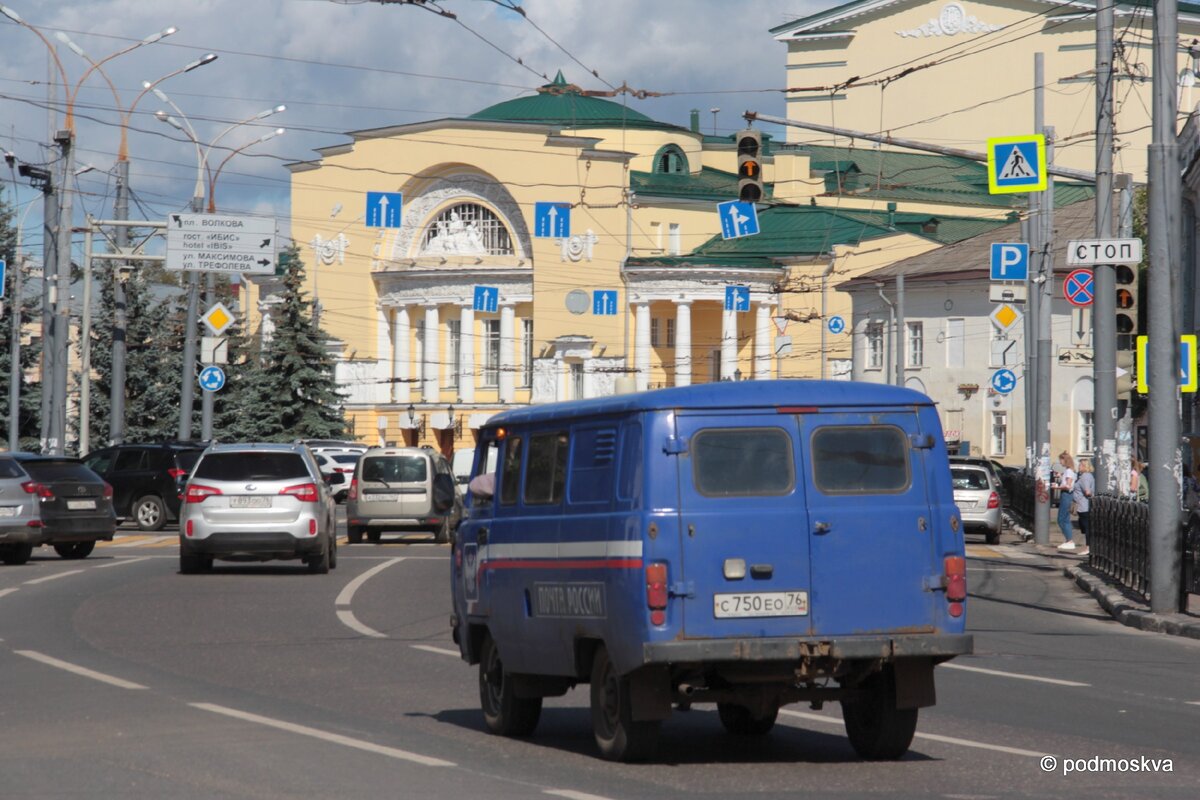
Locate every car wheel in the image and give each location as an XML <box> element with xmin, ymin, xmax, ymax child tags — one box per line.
<box><xmin>590</xmin><ymin>644</ymin><xmax>660</xmax><ymax>762</ymax></box>
<box><xmin>179</xmin><ymin>551</ymin><xmax>212</xmax><ymax>574</ymax></box>
<box><xmin>347</xmin><ymin>525</ymin><xmax>363</xmax><ymax>544</ymax></box>
<box><xmin>308</xmin><ymin>538</ymin><xmax>330</xmax><ymax>574</ymax></box>
<box><xmin>841</xmin><ymin>666</ymin><xmax>917</xmax><ymax>760</ymax></box>
<box><xmin>985</xmin><ymin>528</ymin><xmax>1001</xmax><ymax>545</ymax></box>
<box><xmin>367</xmin><ymin>530</ymin><xmax>382</xmax><ymax>544</ymax></box>
<box><xmin>133</xmin><ymin>495</ymin><xmax>167</xmax><ymax>531</ymax></box>
<box><xmin>329</xmin><ymin>532</ymin><xmax>338</xmax><ymax>569</ymax></box>
<box><xmin>717</xmin><ymin>702</ymin><xmax>778</xmax><ymax>736</ymax></box>
<box><xmin>479</xmin><ymin>633</ymin><xmax>541</xmax><ymax>737</ymax></box>
<box><xmin>0</xmin><ymin>543</ymin><xmax>34</xmax><ymax>566</ymax></box>
<box><xmin>53</xmin><ymin>541</ymin><xmax>96</xmax><ymax>560</ymax></box>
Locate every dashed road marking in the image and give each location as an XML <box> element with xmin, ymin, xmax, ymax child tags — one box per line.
<box><xmin>23</xmin><ymin>569</ymin><xmax>84</xmax><ymax>585</ymax></box>
<box><xmin>95</xmin><ymin>556</ymin><xmax>155</xmax><ymax>569</ymax></box>
<box><xmin>0</xmin><ymin>587</ymin><xmax>19</xmax><ymax>599</ymax></box>
<box><xmin>411</xmin><ymin>644</ymin><xmax>459</xmax><ymax>658</ymax></box>
<box><xmin>15</xmin><ymin>650</ymin><xmax>148</xmax><ymax>690</ymax></box>
<box><xmin>940</xmin><ymin>662</ymin><xmax>1090</xmax><ymax>687</ymax></box>
<box><xmin>778</xmin><ymin>709</ymin><xmax>1048</xmax><ymax>757</ymax></box>
<box><xmin>545</xmin><ymin>791</ymin><xmax>620</xmax><ymax>800</ymax></box>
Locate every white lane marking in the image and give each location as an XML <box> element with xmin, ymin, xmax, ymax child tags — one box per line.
<box><xmin>545</xmin><ymin>790</ymin><xmax>619</xmax><ymax>800</ymax></box>
<box><xmin>335</xmin><ymin>558</ymin><xmax>404</xmax><ymax>607</ymax></box>
<box><xmin>337</xmin><ymin>610</ymin><xmax>386</xmax><ymax>639</ymax></box>
<box><xmin>15</xmin><ymin>650</ymin><xmax>148</xmax><ymax>690</ymax></box>
<box><xmin>189</xmin><ymin>702</ymin><xmax>455</xmax><ymax>767</ymax></box>
<box><xmin>95</xmin><ymin>556</ymin><xmax>154</xmax><ymax>569</ymax></box>
<box><xmin>23</xmin><ymin>569</ymin><xmax>85</xmax><ymax>585</ymax></box>
<box><xmin>114</xmin><ymin>535</ymin><xmax>170</xmax><ymax>547</ymax></box>
<box><xmin>778</xmin><ymin>709</ymin><xmax>1047</xmax><ymax>758</ymax></box>
<box><xmin>411</xmin><ymin>644</ymin><xmax>460</xmax><ymax>658</ymax></box>
<box><xmin>1186</xmin><ymin>701</ymin><xmax>1200</xmax><ymax>706</ymax></box>
<box><xmin>0</xmin><ymin>587</ymin><xmax>19</xmax><ymax>599</ymax></box>
<box><xmin>941</xmin><ymin>662</ymin><xmax>1090</xmax><ymax>687</ymax></box>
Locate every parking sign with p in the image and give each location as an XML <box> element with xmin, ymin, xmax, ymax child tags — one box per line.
<box><xmin>990</xmin><ymin>243</ymin><xmax>1029</xmax><ymax>282</ymax></box>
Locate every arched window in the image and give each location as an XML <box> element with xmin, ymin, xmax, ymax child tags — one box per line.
<box><xmin>420</xmin><ymin>202</ymin><xmax>514</xmax><ymax>256</ymax></box>
<box><xmin>654</xmin><ymin>145</ymin><xmax>688</xmax><ymax>175</ymax></box>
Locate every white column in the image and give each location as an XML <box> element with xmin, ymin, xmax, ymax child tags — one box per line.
<box><xmin>423</xmin><ymin>304</ymin><xmax>439</xmax><ymax>401</ymax></box>
<box><xmin>391</xmin><ymin>306</ymin><xmax>410</xmax><ymax>404</ymax></box>
<box><xmin>498</xmin><ymin>304</ymin><xmax>515</xmax><ymax>403</ymax></box>
<box><xmin>674</xmin><ymin>301</ymin><xmax>692</xmax><ymax>387</ymax></box>
<box><xmin>721</xmin><ymin>307</ymin><xmax>737</xmax><ymax>380</ymax></box>
<box><xmin>459</xmin><ymin>304</ymin><xmax>475</xmax><ymax>403</ymax></box>
<box><xmin>634</xmin><ymin>302</ymin><xmax>651</xmax><ymax>391</ymax></box>
<box><xmin>754</xmin><ymin>303</ymin><xmax>771</xmax><ymax>380</ymax></box>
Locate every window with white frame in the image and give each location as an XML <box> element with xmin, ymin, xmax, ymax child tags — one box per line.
<box><xmin>446</xmin><ymin>319</ymin><xmax>461</xmax><ymax>389</ymax></box>
<box><xmin>906</xmin><ymin>321</ymin><xmax>924</xmax><ymax>368</ymax></box>
<box><xmin>650</xmin><ymin>221</ymin><xmax>662</xmax><ymax>251</ymax></box>
<box><xmin>666</xmin><ymin>318</ymin><xmax>676</xmax><ymax>348</ymax></box>
<box><xmin>570</xmin><ymin>363</ymin><xmax>584</xmax><ymax>400</ymax></box>
<box><xmin>482</xmin><ymin>319</ymin><xmax>500</xmax><ymax>386</ymax></box>
<box><xmin>650</xmin><ymin>318</ymin><xmax>660</xmax><ymax>348</ymax></box>
<box><xmin>991</xmin><ymin>411</ymin><xmax>1008</xmax><ymax>456</ymax></box>
<box><xmin>668</xmin><ymin>223</ymin><xmax>681</xmax><ymax>255</ymax></box>
<box><xmin>1078</xmin><ymin>411</ymin><xmax>1095</xmax><ymax>454</ymax></box>
<box><xmin>866</xmin><ymin>322</ymin><xmax>885</xmax><ymax>370</ymax></box>
<box><xmin>521</xmin><ymin>319</ymin><xmax>533</xmax><ymax>387</ymax></box>
<box><xmin>990</xmin><ymin>331</ymin><xmax>1018</xmax><ymax>367</ymax></box>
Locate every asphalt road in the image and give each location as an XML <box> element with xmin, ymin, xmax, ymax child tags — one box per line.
<box><xmin>2</xmin><ymin>522</ymin><xmax>1198</xmax><ymax>800</ymax></box>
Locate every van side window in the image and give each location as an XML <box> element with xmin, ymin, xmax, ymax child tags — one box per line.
<box><xmin>524</xmin><ymin>432</ymin><xmax>569</xmax><ymax>505</ymax></box>
<box><xmin>568</xmin><ymin>427</ymin><xmax>617</xmax><ymax>505</ymax></box>
<box><xmin>499</xmin><ymin>437</ymin><xmax>523</xmax><ymax>506</ymax></box>
<box><xmin>616</xmin><ymin>423</ymin><xmax>643</xmax><ymax>501</ymax></box>
<box><xmin>811</xmin><ymin>425</ymin><xmax>910</xmax><ymax>494</ymax></box>
<box><xmin>692</xmin><ymin>428</ymin><xmax>793</xmax><ymax>497</ymax></box>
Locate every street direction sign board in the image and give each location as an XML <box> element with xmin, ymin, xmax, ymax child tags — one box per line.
<box><xmin>1136</xmin><ymin>334</ymin><xmax>1199</xmax><ymax>393</ymax></box>
<box><xmin>717</xmin><ymin>200</ymin><xmax>760</xmax><ymax>240</ymax></box>
<box><xmin>534</xmin><ymin>202</ymin><xmax>571</xmax><ymax>238</ymax></box>
<box><xmin>592</xmin><ymin>290</ymin><xmax>617</xmax><ymax>315</ymax></box>
<box><xmin>986</xmin><ymin>135</ymin><xmax>1047</xmax><ymax>194</ymax></box>
<box><xmin>827</xmin><ymin>315</ymin><xmax>846</xmax><ymax>334</ymax></box>
<box><xmin>1058</xmin><ymin>346</ymin><xmax>1094</xmax><ymax>366</ymax></box>
<box><xmin>166</xmin><ymin>214</ymin><xmax>277</xmax><ymax>274</ymax></box>
<box><xmin>1067</xmin><ymin>237</ymin><xmax>1143</xmax><ymax>266</ymax></box>
<box><xmin>1063</xmin><ymin>268</ymin><xmax>1094</xmax><ymax>307</ymax></box>
<box><xmin>991</xmin><ymin>368</ymin><xmax>1017</xmax><ymax>395</ymax></box>
<box><xmin>366</xmin><ymin>191</ymin><xmax>402</xmax><ymax>228</ymax></box>
<box><xmin>198</xmin><ymin>365</ymin><xmax>226</xmax><ymax>393</ymax></box>
<box><xmin>774</xmin><ymin>335</ymin><xmax>792</xmax><ymax>356</ymax></box>
<box><xmin>202</xmin><ymin>302</ymin><xmax>235</xmax><ymax>336</ymax></box>
<box><xmin>201</xmin><ymin>336</ymin><xmax>229</xmax><ymax>365</ymax></box>
<box><xmin>989</xmin><ymin>303</ymin><xmax>1023</xmax><ymax>333</ymax></box>
<box><xmin>990</xmin><ymin>243</ymin><xmax>1029</xmax><ymax>282</ymax></box>
<box><xmin>724</xmin><ymin>285</ymin><xmax>750</xmax><ymax>312</ymax></box>
<box><xmin>473</xmin><ymin>285</ymin><xmax>499</xmax><ymax>313</ymax></box>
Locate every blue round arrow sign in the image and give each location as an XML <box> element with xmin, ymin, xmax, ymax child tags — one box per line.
<box><xmin>199</xmin><ymin>365</ymin><xmax>226</xmax><ymax>392</ymax></box>
<box><xmin>991</xmin><ymin>368</ymin><xmax>1016</xmax><ymax>395</ymax></box>
<box><xmin>828</xmin><ymin>315</ymin><xmax>846</xmax><ymax>334</ymax></box>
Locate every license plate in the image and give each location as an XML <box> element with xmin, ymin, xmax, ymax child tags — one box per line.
<box><xmin>0</xmin><ymin>506</ymin><xmax>19</xmax><ymax>517</ymax></box>
<box><xmin>366</xmin><ymin>493</ymin><xmax>400</xmax><ymax>503</ymax></box>
<box><xmin>713</xmin><ymin>591</ymin><xmax>808</xmax><ymax>619</ymax></box>
<box><xmin>67</xmin><ymin>499</ymin><xmax>96</xmax><ymax>510</ymax></box>
<box><xmin>956</xmin><ymin>500</ymin><xmax>977</xmax><ymax>509</ymax></box>
<box><xmin>230</xmin><ymin>496</ymin><xmax>272</xmax><ymax>509</ymax></box>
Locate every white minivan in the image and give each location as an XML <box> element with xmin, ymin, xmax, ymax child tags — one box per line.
<box><xmin>346</xmin><ymin>447</ymin><xmax>461</xmax><ymax>544</ymax></box>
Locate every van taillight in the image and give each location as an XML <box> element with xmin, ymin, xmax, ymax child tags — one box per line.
<box><xmin>944</xmin><ymin>556</ymin><xmax>967</xmax><ymax>617</ymax></box>
<box><xmin>646</xmin><ymin>563</ymin><xmax>668</xmax><ymax>625</ymax></box>
<box><xmin>987</xmin><ymin>491</ymin><xmax>1000</xmax><ymax>509</ymax></box>
<box><xmin>348</xmin><ymin>478</ymin><xmax>358</xmax><ymax>501</ymax></box>
<box><xmin>185</xmin><ymin>484</ymin><xmax>222</xmax><ymax>504</ymax></box>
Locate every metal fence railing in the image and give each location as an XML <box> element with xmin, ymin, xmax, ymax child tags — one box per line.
<box><xmin>1084</xmin><ymin>495</ymin><xmax>1150</xmax><ymax>601</ymax></box>
<box><xmin>1003</xmin><ymin>472</ymin><xmax>1036</xmax><ymax>529</ymax></box>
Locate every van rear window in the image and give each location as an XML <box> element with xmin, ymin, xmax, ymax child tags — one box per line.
<box><xmin>811</xmin><ymin>426</ymin><xmax>910</xmax><ymax>494</ymax></box>
<box><xmin>363</xmin><ymin>456</ymin><xmax>426</xmax><ymax>483</ymax></box>
<box><xmin>692</xmin><ymin>428</ymin><xmax>793</xmax><ymax>497</ymax></box>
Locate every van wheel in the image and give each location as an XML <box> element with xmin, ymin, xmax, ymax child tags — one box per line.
<box><xmin>1</xmin><ymin>543</ymin><xmax>34</xmax><ymax>566</ymax></box>
<box><xmin>841</xmin><ymin>666</ymin><xmax>917</xmax><ymax>760</ymax></box>
<box><xmin>347</xmin><ymin>525</ymin><xmax>363</xmax><ymax>544</ymax></box>
<box><xmin>53</xmin><ymin>541</ymin><xmax>95</xmax><ymax>559</ymax></box>
<box><xmin>134</xmin><ymin>495</ymin><xmax>166</xmax><ymax>531</ymax></box>
<box><xmin>479</xmin><ymin>634</ymin><xmax>541</xmax><ymax>736</ymax></box>
<box><xmin>434</xmin><ymin>518</ymin><xmax>451</xmax><ymax>544</ymax></box>
<box><xmin>590</xmin><ymin>645</ymin><xmax>659</xmax><ymax>762</ymax></box>
<box><xmin>717</xmin><ymin>702</ymin><xmax>778</xmax><ymax>736</ymax></box>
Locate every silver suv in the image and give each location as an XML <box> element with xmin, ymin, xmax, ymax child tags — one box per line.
<box><xmin>0</xmin><ymin>455</ymin><xmax>42</xmax><ymax>565</ymax></box>
<box><xmin>346</xmin><ymin>447</ymin><xmax>461</xmax><ymax>544</ymax></box>
<box><xmin>178</xmin><ymin>443</ymin><xmax>338</xmax><ymax>574</ymax></box>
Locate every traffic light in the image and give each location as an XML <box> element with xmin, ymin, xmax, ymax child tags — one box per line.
<box><xmin>1115</xmin><ymin>263</ymin><xmax>1138</xmax><ymax>346</ymax></box>
<box><xmin>736</xmin><ymin>129</ymin><xmax>763</xmax><ymax>204</ymax></box>
<box><xmin>1116</xmin><ymin>349</ymin><xmax>1135</xmax><ymax>400</ymax></box>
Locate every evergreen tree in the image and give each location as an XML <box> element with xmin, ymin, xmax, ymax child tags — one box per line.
<box><xmin>0</xmin><ymin>195</ymin><xmax>41</xmax><ymax>450</ymax></box>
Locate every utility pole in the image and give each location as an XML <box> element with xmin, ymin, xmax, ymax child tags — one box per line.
<box><xmin>201</xmin><ymin>270</ymin><xmax>215</xmax><ymax>440</ymax></box>
<box><xmin>1093</xmin><ymin>0</ymin><xmax>1118</xmax><ymax>491</ymax></box>
<box><xmin>1034</xmin><ymin>123</ymin><xmax>1056</xmax><ymax>547</ymax></box>
<box><xmin>1116</xmin><ymin>172</ymin><xmax>1134</xmax><ymax>495</ymax></box>
<box><xmin>894</xmin><ymin>273</ymin><xmax>905</xmax><ymax>388</ymax></box>
<box><xmin>178</xmin><ymin>197</ymin><xmax>202</xmax><ymax>441</ymax></box>
<box><xmin>111</xmin><ymin>159</ymin><xmax>130</xmax><ymax>444</ymax></box>
<box><xmin>1022</xmin><ymin>216</ymin><xmax>1035</xmax><ymax>469</ymax></box>
<box><xmin>38</xmin><ymin>167</ymin><xmax>57</xmax><ymax>452</ymax></box>
<box><xmin>7</xmin><ymin>252</ymin><xmax>22</xmax><ymax>449</ymax></box>
<box><xmin>1147</xmin><ymin>0</ymin><xmax>1183</xmax><ymax>613</ymax></box>
<box><xmin>49</xmin><ymin>128</ymin><xmax>74</xmax><ymax>456</ymax></box>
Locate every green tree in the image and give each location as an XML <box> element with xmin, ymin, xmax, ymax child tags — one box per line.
<box><xmin>0</xmin><ymin>195</ymin><xmax>41</xmax><ymax>449</ymax></box>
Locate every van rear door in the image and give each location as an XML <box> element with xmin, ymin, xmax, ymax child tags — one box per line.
<box><xmin>674</xmin><ymin>413</ymin><xmax>812</xmax><ymax>638</ymax></box>
<box><xmin>800</xmin><ymin>412</ymin><xmax>937</xmax><ymax>635</ymax></box>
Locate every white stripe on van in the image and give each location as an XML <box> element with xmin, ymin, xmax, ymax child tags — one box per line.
<box><xmin>482</xmin><ymin>541</ymin><xmax>643</xmax><ymax>561</ymax></box>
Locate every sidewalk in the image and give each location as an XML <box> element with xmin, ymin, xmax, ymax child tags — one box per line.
<box><xmin>1007</xmin><ymin>514</ymin><xmax>1200</xmax><ymax>641</ymax></box>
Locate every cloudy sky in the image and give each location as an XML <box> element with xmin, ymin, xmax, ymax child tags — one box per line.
<box><xmin>1</xmin><ymin>0</ymin><xmax>835</xmax><ymax>253</ymax></box>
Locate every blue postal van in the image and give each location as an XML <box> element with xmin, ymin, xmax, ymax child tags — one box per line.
<box><xmin>450</xmin><ymin>380</ymin><xmax>971</xmax><ymax>762</ymax></box>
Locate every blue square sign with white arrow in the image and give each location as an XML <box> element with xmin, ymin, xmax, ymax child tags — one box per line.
<box><xmin>990</xmin><ymin>243</ymin><xmax>1029</xmax><ymax>282</ymax></box>
<box><xmin>592</xmin><ymin>290</ymin><xmax>618</xmax><ymax>315</ymax></box>
<box><xmin>473</xmin><ymin>285</ymin><xmax>499</xmax><ymax>313</ymax></box>
<box><xmin>534</xmin><ymin>202</ymin><xmax>571</xmax><ymax>238</ymax></box>
<box><xmin>717</xmin><ymin>200</ymin><xmax>760</xmax><ymax>240</ymax></box>
<box><xmin>366</xmin><ymin>191</ymin><xmax>403</xmax><ymax>228</ymax></box>
<box><xmin>725</xmin><ymin>285</ymin><xmax>750</xmax><ymax>312</ymax></box>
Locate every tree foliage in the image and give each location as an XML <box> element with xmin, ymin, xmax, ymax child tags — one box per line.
<box><xmin>0</xmin><ymin>195</ymin><xmax>41</xmax><ymax>450</ymax></box>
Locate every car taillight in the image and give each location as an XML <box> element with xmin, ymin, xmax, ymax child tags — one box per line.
<box><xmin>646</xmin><ymin>562</ymin><xmax>668</xmax><ymax>626</ymax></box>
<box><xmin>185</xmin><ymin>484</ymin><xmax>222</xmax><ymax>503</ymax></box>
<box><xmin>308</xmin><ymin>519</ymin><xmax>317</xmax><ymax>536</ymax></box>
<box><xmin>185</xmin><ymin>520</ymin><xmax>193</xmax><ymax>537</ymax></box>
<box><xmin>987</xmin><ymin>491</ymin><xmax>1000</xmax><ymax>509</ymax></box>
<box><xmin>168</xmin><ymin>468</ymin><xmax>187</xmax><ymax>480</ymax></box>
<box><xmin>944</xmin><ymin>556</ymin><xmax>967</xmax><ymax>617</ymax></box>
<box><xmin>23</xmin><ymin>481</ymin><xmax>54</xmax><ymax>499</ymax></box>
<box><xmin>280</xmin><ymin>483</ymin><xmax>319</xmax><ymax>503</ymax></box>
<box><xmin>348</xmin><ymin>478</ymin><xmax>358</xmax><ymax>501</ymax></box>
<box><xmin>103</xmin><ymin>482</ymin><xmax>114</xmax><ymax>500</ymax></box>
<box><xmin>21</xmin><ymin>481</ymin><xmax>41</xmax><ymax>495</ymax></box>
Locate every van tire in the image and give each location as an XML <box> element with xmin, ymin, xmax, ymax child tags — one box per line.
<box><xmin>841</xmin><ymin>666</ymin><xmax>918</xmax><ymax>760</ymax></box>
<box><xmin>347</xmin><ymin>525</ymin><xmax>363</xmax><ymax>544</ymax></box>
<box><xmin>1</xmin><ymin>543</ymin><xmax>34</xmax><ymax>565</ymax></box>
<box><xmin>590</xmin><ymin>645</ymin><xmax>659</xmax><ymax>762</ymax></box>
<box><xmin>54</xmin><ymin>541</ymin><xmax>95</xmax><ymax>559</ymax></box>
<box><xmin>134</xmin><ymin>495</ymin><xmax>167</xmax><ymax>531</ymax></box>
<box><xmin>479</xmin><ymin>634</ymin><xmax>542</xmax><ymax>736</ymax></box>
<box><xmin>717</xmin><ymin>702</ymin><xmax>777</xmax><ymax>736</ymax></box>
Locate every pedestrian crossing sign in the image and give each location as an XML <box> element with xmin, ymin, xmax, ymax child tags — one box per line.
<box><xmin>986</xmin><ymin>135</ymin><xmax>1047</xmax><ymax>195</ymax></box>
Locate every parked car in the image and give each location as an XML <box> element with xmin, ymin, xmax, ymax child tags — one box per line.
<box><xmin>328</xmin><ymin>453</ymin><xmax>360</xmax><ymax>502</ymax></box>
<box><xmin>346</xmin><ymin>446</ymin><xmax>461</xmax><ymax>544</ymax></box>
<box><xmin>301</xmin><ymin>439</ymin><xmax>368</xmax><ymax>458</ymax></box>
<box><xmin>0</xmin><ymin>455</ymin><xmax>43</xmax><ymax>565</ymax></box>
<box><xmin>8</xmin><ymin>453</ymin><xmax>116</xmax><ymax>560</ymax></box>
<box><xmin>84</xmin><ymin>443</ymin><xmax>206</xmax><ymax>531</ymax></box>
<box><xmin>313</xmin><ymin>453</ymin><xmax>348</xmax><ymax>498</ymax></box>
<box><xmin>949</xmin><ymin>455</ymin><xmax>1010</xmax><ymax>507</ymax></box>
<box><xmin>951</xmin><ymin>464</ymin><xmax>1003</xmax><ymax>544</ymax></box>
<box><xmin>178</xmin><ymin>443</ymin><xmax>338</xmax><ymax>574</ymax></box>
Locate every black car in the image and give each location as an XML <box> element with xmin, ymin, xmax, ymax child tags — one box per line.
<box><xmin>12</xmin><ymin>454</ymin><xmax>117</xmax><ymax>559</ymax></box>
<box><xmin>84</xmin><ymin>443</ymin><xmax>206</xmax><ymax>531</ymax></box>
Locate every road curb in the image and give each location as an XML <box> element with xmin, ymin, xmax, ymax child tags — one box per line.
<box><xmin>1063</xmin><ymin>564</ymin><xmax>1200</xmax><ymax>640</ymax></box>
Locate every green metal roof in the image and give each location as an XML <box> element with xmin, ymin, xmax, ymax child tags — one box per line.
<box><xmin>631</xmin><ymin>166</ymin><xmax>774</xmax><ymax>202</ymax></box>
<box><xmin>469</xmin><ymin>71</ymin><xmax>683</xmax><ymax>131</ymax></box>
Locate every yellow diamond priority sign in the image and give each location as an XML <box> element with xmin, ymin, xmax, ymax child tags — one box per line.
<box><xmin>202</xmin><ymin>302</ymin><xmax>235</xmax><ymax>336</ymax></box>
<box><xmin>989</xmin><ymin>303</ymin><xmax>1022</xmax><ymax>333</ymax></box>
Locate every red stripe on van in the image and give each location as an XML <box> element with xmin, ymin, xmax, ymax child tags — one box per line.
<box><xmin>480</xmin><ymin>558</ymin><xmax>643</xmax><ymax>573</ymax></box>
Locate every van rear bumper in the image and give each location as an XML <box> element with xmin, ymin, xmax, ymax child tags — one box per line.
<box><xmin>643</xmin><ymin>633</ymin><xmax>972</xmax><ymax>664</ymax></box>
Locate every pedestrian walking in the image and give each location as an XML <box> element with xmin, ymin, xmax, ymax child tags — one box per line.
<box><xmin>1073</xmin><ymin>459</ymin><xmax>1094</xmax><ymax>557</ymax></box>
<box><xmin>1054</xmin><ymin>452</ymin><xmax>1077</xmax><ymax>551</ymax></box>
<box><xmin>1131</xmin><ymin>459</ymin><xmax>1148</xmax><ymax>501</ymax></box>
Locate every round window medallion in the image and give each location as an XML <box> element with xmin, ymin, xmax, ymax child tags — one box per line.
<box><xmin>565</xmin><ymin>289</ymin><xmax>590</xmax><ymax>315</ymax></box>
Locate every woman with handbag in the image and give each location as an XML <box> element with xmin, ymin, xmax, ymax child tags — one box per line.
<box><xmin>1054</xmin><ymin>452</ymin><xmax>1078</xmax><ymax>551</ymax></box>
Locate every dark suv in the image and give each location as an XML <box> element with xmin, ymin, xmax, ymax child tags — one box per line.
<box><xmin>84</xmin><ymin>443</ymin><xmax>206</xmax><ymax>531</ymax></box>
